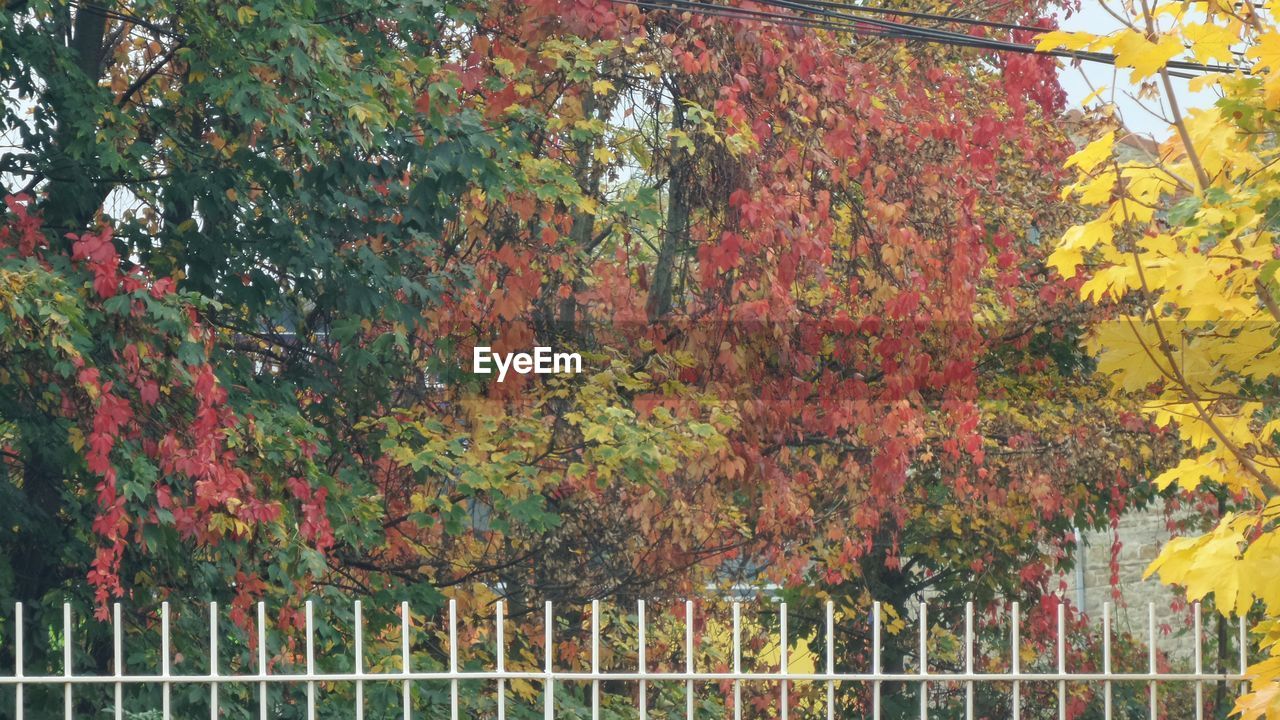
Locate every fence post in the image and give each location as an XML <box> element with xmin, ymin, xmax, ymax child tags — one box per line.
<box><xmin>1012</xmin><ymin>601</ymin><xmax>1021</xmax><ymax>720</ymax></box>
<box><xmin>355</xmin><ymin>600</ymin><xmax>364</xmax><ymax>720</ymax></box>
<box><xmin>1240</xmin><ymin>614</ymin><xmax>1249</xmax><ymax>698</ymax></box>
<box><xmin>779</xmin><ymin>601</ymin><xmax>788</xmax><ymax>720</ymax></box>
<box><xmin>449</xmin><ymin>598</ymin><xmax>457</xmax><ymax>720</ymax></box>
<box><xmin>825</xmin><ymin>600</ymin><xmax>834</xmax><ymax>720</ymax></box>
<box><xmin>1149</xmin><ymin>602</ymin><xmax>1157</xmax><ymax>720</ymax></box>
<box><xmin>732</xmin><ymin>601</ymin><xmax>741</xmax><ymax>720</ymax></box>
<box><xmin>873</xmin><ymin>600</ymin><xmax>882</xmax><ymax>720</ymax></box>
<box><xmin>594</xmin><ymin>600</ymin><xmax>601</xmax><ymax>720</ymax></box>
<box><xmin>919</xmin><ymin>602</ymin><xmax>928</xmax><ymax>720</ymax></box>
<box><xmin>306</xmin><ymin>600</ymin><xmax>316</xmax><ymax>720</ymax></box>
<box><xmin>13</xmin><ymin>602</ymin><xmax>22</xmax><ymax>720</ymax></box>
<box><xmin>402</xmin><ymin>601</ymin><xmax>411</xmax><ymax>720</ymax></box>
<box><xmin>498</xmin><ymin>601</ymin><xmax>506</xmax><ymax>720</ymax></box>
<box><xmin>1195</xmin><ymin>602</ymin><xmax>1203</xmax><ymax>720</ymax></box>
<box><xmin>113</xmin><ymin>602</ymin><xmax>122</xmax><ymax>720</ymax></box>
<box><xmin>964</xmin><ymin>602</ymin><xmax>974</xmax><ymax>720</ymax></box>
<box><xmin>161</xmin><ymin>602</ymin><xmax>171</xmax><ymax>720</ymax></box>
<box><xmin>62</xmin><ymin>603</ymin><xmax>71</xmax><ymax>720</ymax></box>
<box><xmin>638</xmin><ymin>600</ymin><xmax>647</xmax><ymax>720</ymax></box>
<box><xmin>257</xmin><ymin>602</ymin><xmax>267</xmax><ymax>720</ymax></box>
<box><xmin>1103</xmin><ymin>601</ymin><xmax>1112</xmax><ymax>720</ymax></box>
<box><xmin>544</xmin><ymin>601</ymin><xmax>554</xmax><ymax>720</ymax></box>
<box><xmin>685</xmin><ymin>600</ymin><xmax>693</xmax><ymax>720</ymax></box>
<box><xmin>1057</xmin><ymin>601</ymin><xmax>1066</xmax><ymax>720</ymax></box>
<box><xmin>210</xmin><ymin>601</ymin><xmax>219</xmax><ymax>720</ymax></box>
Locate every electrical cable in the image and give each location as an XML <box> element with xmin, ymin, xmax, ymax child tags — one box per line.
<box><xmin>755</xmin><ymin>0</ymin><xmax>1052</xmax><ymax>35</ymax></box>
<box><xmin>609</xmin><ymin>0</ymin><xmax>1239</xmax><ymax>78</ymax></box>
<box><xmin>753</xmin><ymin>0</ymin><xmax>1236</xmax><ymax>72</ymax></box>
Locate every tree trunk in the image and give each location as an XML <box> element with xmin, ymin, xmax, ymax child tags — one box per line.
<box><xmin>647</xmin><ymin>91</ymin><xmax>689</xmax><ymax>321</ymax></box>
<box><xmin>40</xmin><ymin>3</ymin><xmax>112</xmax><ymax>238</ymax></box>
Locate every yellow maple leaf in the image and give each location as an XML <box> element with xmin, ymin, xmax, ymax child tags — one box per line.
<box><xmin>1065</xmin><ymin>131</ymin><xmax>1115</xmax><ymax>173</ymax></box>
<box><xmin>1049</xmin><ymin>217</ymin><xmax>1121</xmax><ymax>279</ymax></box>
<box><xmin>1064</xmin><ymin>217</ymin><xmax>1114</xmax><ymax>253</ymax></box>
<box><xmin>1145</xmin><ymin>522</ymin><xmax>1242</xmax><ymax>607</ymax></box>
<box><xmin>1035</xmin><ymin>29</ymin><xmax>1104</xmax><ymax>52</ymax></box>
<box><xmin>1240</xmin><ymin>531</ymin><xmax>1280</xmax><ymax>614</ymax></box>
<box><xmin>1250</xmin><ymin>31</ymin><xmax>1280</xmax><ymax>74</ymax></box>
<box><xmin>1113</xmin><ymin>30</ymin><xmax>1185</xmax><ymax>81</ymax></box>
<box><xmin>1079</xmin><ymin>262</ymin><xmax>1139</xmax><ymax>301</ymax></box>
<box><xmin>1183</xmin><ymin>22</ymin><xmax>1239</xmax><ymax>64</ymax></box>
<box><xmin>1088</xmin><ymin>316</ymin><xmax>1166</xmax><ymax>392</ymax></box>
<box><xmin>1235</xmin><ymin>667</ymin><xmax>1280</xmax><ymax>720</ymax></box>
<box><xmin>1081</xmin><ymin>85</ymin><xmax>1109</xmax><ymax>105</ymax></box>
<box><xmin>1075</xmin><ymin>169</ymin><xmax>1117</xmax><ymax>204</ymax></box>
<box><xmin>1152</xmin><ymin>453</ymin><xmax>1222</xmax><ymax>491</ymax></box>
<box><xmin>1046</xmin><ymin>244</ymin><xmax>1084</xmax><ymax>279</ymax></box>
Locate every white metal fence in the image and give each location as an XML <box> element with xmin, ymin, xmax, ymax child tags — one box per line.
<box><xmin>1</xmin><ymin>598</ymin><xmax>1251</xmax><ymax>720</ymax></box>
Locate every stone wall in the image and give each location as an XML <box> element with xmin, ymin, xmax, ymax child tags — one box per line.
<box><xmin>1058</xmin><ymin>501</ymin><xmax>1184</xmax><ymax>632</ymax></box>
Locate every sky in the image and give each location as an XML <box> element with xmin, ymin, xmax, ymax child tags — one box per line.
<box><xmin>1054</xmin><ymin>1</ymin><xmax>1216</xmax><ymax>141</ymax></box>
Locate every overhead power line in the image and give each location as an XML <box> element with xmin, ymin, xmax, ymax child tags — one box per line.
<box><xmin>755</xmin><ymin>0</ymin><xmax>1053</xmax><ymax>34</ymax></box>
<box><xmin>609</xmin><ymin>0</ymin><xmax>1239</xmax><ymax>78</ymax></box>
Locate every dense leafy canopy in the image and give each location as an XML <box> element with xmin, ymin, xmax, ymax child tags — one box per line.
<box><xmin>1039</xmin><ymin>0</ymin><xmax>1280</xmax><ymax>715</ymax></box>
<box><xmin>0</xmin><ymin>0</ymin><xmax>1179</xmax><ymax>716</ymax></box>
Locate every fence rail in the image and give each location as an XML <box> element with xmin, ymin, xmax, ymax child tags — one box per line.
<box><xmin>1</xmin><ymin>598</ymin><xmax>1251</xmax><ymax>720</ymax></box>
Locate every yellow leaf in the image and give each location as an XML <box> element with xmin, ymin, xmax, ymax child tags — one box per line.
<box><xmin>1081</xmin><ymin>85</ymin><xmax>1108</xmax><ymax>105</ymax></box>
<box><xmin>1250</xmin><ymin>31</ymin><xmax>1280</xmax><ymax>75</ymax></box>
<box><xmin>1145</xmin><ymin>523</ymin><xmax>1242</xmax><ymax>606</ymax></box>
<box><xmin>1152</xmin><ymin>454</ymin><xmax>1222</xmax><ymax>491</ymax></box>
<box><xmin>492</xmin><ymin>57</ymin><xmax>516</xmax><ymax>76</ymax></box>
<box><xmin>1051</xmin><ymin>217</ymin><xmax>1114</xmax><ymax>280</ymax></box>
<box><xmin>1240</xmin><ymin>531</ymin><xmax>1280</xmax><ymax>614</ymax></box>
<box><xmin>1047</xmin><ymin>245</ymin><xmax>1083</xmax><ymax>279</ymax></box>
<box><xmin>1063</xmin><ymin>217</ymin><xmax>1114</xmax><ymax>252</ymax></box>
<box><xmin>1234</xmin><ymin>669</ymin><xmax>1280</xmax><ymax>720</ymax></box>
<box><xmin>236</xmin><ymin>5</ymin><xmax>257</xmax><ymax>24</ymax></box>
<box><xmin>511</xmin><ymin>679</ymin><xmax>540</xmax><ymax>702</ymax></box>
<box><xmin>1065</xmin><ymin>131</ymin><xmax>1115</xmax><ymax>173</ymax></box>
<box><xmin>1113</xmin><ymin>30</ymin><xmax>1185</xmax><ymax>81</ymax></box>
<box><xmin>1079</xmin><ymin>262</ymin><xmax>1139</xmax><ymax>301</ymax></box>
<box><xmin>1075</xmin><ymin>169</ymin><xmax>1117</xmax><ymax>204</ymax></box>
<box><xmin>1087</xmin><ymin>317</ymin><xmax>1166</xmax><ymax>392</ymax></box>
<box><xmin>1250</xmin><ymin>33</ymin><xmax>1280</xmax><ymax>108</ymax></box>
<box><xmin>1189</xmin><ymin>73</ymin><xmax>1223</xmax><ymax>92</ymax></box>
<box><xmin>591</xmin><ymin>79</ymin><xmax>615</xmax><ymax>95</ymax></box>
<box><xmin>1035</xmin><ymin>29</ymin><xmax>1102</xmax><ymax>52</ymax></box>
<box><xmin>1183</xmin><ymin>22</ymin><xmax>1239</xmax><ymax>64</ymax></box>
<box><xmin>1124</xmin><ymin>165</ymin><xmax>1179</xmax><ymax>206</ymax></box>
<box><xmin>1136</xmin><ymin>232</ymin><xmax>1177</xmax><ymax>255</ymax></box>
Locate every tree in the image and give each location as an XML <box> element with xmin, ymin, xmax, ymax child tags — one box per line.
<box><xmin>363</xmin><ymin>1</ymin><xmax>1173</xmax><ymax>715</ymax></box>
<box><xmin>1</xmin><ymin>2</ymin><xmax>525</xmax><ymax>710</ymax></box>
<box><xmin>1038</xmin><ymin>2</ymin><xmax>1280</xmax><ymax>716</ymax></box>
<box><xmin>1</xmin><ymin>0</ymin><xmax>1171</xmax><ymax>716</ymax></box>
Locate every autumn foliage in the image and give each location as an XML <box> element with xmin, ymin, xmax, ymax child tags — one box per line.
<box><xmin>1</xmin><ymin>196</ymin><xmax>335</xmax><ymax>624</ymax></box>
<box><xmin>1039</xmin><ymin>0</ymin><xmax>1280</xmax><ymax>715</ymax></box>
<box><xmin>0</xmin><ymin>0</ymin><xmax>1191</xmax><ymax>716</ymax></box>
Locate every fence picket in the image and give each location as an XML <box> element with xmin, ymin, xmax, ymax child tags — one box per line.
<box><xmin>0</xmin><ymin>597</ymin><xmax>1249</xmax><ymax>718</ymax></box>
